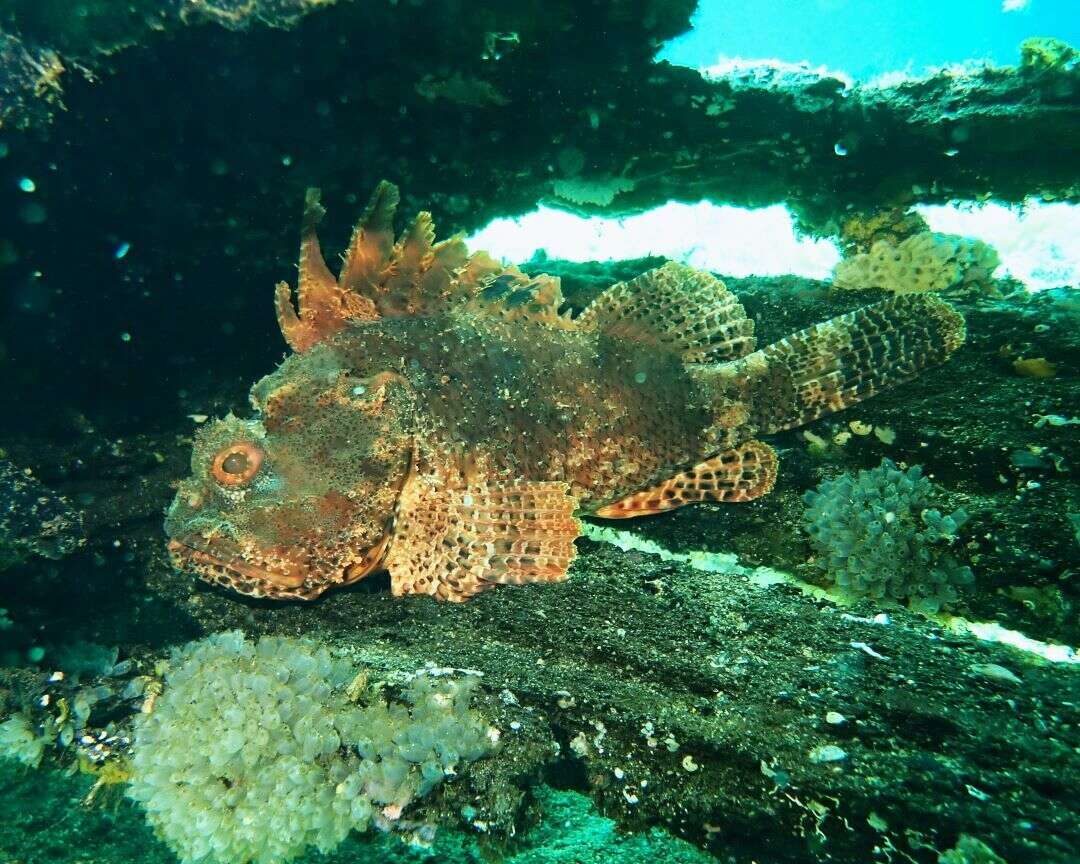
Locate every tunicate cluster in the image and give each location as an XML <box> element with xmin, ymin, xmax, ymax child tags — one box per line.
<box><xmin>802</xmin><ymin>459</ymin><xmax>974</xmax><ymax>613</ymax></box>
<box><xmin>0</xmin><ymin>713</ymin><xmax>46</xmax><ymax>767</ymax></box>
<box><xmin>832</xmin><ymin>231</ymin><xmax>998</xmax><ymax>295</ymax></box>
<box><xmin>128</xmin><ymin>632</ymin><xmax>496</xmax><ymax>864</ymax></box>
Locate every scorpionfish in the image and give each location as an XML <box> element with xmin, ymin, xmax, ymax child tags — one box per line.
<box><xmin>166</xmin><ymin>182</ymin><xmax>965</xmax><ymax>602</ymax></box>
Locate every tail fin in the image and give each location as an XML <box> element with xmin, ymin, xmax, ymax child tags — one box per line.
<box><xmin>730</xmin><ymin>294</ymin><xmax>965</xmax><ymax>434</ymax></box>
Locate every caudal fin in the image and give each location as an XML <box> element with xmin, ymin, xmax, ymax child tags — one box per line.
<box><xmin>733</xmin><ymin>294</ymin><xmax>965</xmax><ymax>434</ymax></box>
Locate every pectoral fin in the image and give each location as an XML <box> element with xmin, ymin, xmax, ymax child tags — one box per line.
<box><xmin>385</xmin><ymin>472</ymin><xmax>580</xmax><ymax>602</ymax></box>
<box><xmin>593</xmin><ymin>440</ymin><xmax>778</xmax><ymax>518</ymax></box>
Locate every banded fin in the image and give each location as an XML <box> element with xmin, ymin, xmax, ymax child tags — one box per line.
<box><xmin>593</xmin><ymin>441</ymin><xmax>778</xmax><ymax>518</ymax></box>
<box><xmin>385</xmin><ymin>472</ymin><xmax>580</xmax><ymax>602</ymax></box>
<box><xmin>730</xmin><ymin>294</ymin><xmax>965</xmax><ymax>434</ymax></box>
<box><xmin>578</xmin><ymin>261</ymin><xmax>756</xmax><ymax>362</ymax></box>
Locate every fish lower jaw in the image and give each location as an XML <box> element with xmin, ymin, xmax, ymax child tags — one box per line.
<box><xmin>165</xmin><ymin>537</ymin><xmax>318</xmax><ymax>600</ymax></box>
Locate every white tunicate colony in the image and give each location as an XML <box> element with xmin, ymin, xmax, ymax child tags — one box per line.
<box><xmin>127</xmin><ymin>632</ymin><xmax>496</xmax><ymax>864</ymax></box>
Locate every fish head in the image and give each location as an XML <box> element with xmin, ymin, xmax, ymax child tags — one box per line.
<box><xmin>166</xmin><ymin>344</ymin><xmax>414</xmax><ymax>599</ymax></box>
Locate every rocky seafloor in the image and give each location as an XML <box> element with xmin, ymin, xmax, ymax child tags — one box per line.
<box><xmin>1</xmin><ymin>273</ymin><xmax>1077</xmax><ymax>864</ymax></box>
<box><xmin>1</xmin><ymin>2</ymin><xmax>1078</xmax><ymax>864</ymax></box>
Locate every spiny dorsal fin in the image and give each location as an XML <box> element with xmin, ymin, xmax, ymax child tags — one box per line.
<box><xmin>592</xmin><ymin>440</ymin><xmax>778</xmax><ymax>518</ymax></box>
<box><xmin>298</xmin><ymin>187</ymin><xmax>336</xmax><ymax>306</ymax></box>
<box><xmin>340</xmin><ymin>180</ymin><xmax>399</xmax><ymax>297</ymax></box>
<box><xmin>463</xmin><ymin>265</ymin><xmax>575</xmax><ymax>329</ymax></box>
<box><xmin>275</xmin><ymin>188</ymin><xmax>379</xmax><ymax>353</ymax></box>
<box><xmin>376</xmin><ymin>213</ymin><xmax>475</xmax><ymax>315</ymax></box>
<box><xmin>275</xmin><ymin>182</ymin><xmax>577</xmax><ymax>353</ymax></box>
<box><xmin>416</xmin><ymin>235</ymin><xmax>472</xmax><ymax>306</ymax></box>
<box><xmin>578</xmin><ymin>261</ymin><xmax>756</xmax><ymax>363</ymax></box>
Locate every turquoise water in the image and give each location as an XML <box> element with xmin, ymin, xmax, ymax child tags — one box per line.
<box><xmin>661</xmin><ymin>0</ymin><xmax>1080</xmax><ymax>78</ymax></box>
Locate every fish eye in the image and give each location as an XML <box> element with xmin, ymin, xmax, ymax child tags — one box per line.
<box><xmin>211</xmin><ymin>442</ymin><xmax>264</xmax><ymax>487</ymax></box>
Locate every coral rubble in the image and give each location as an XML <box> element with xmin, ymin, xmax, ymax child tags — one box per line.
<box><xmin>0</xmin><ymin>459</ymin><xmax>82</xmax><ymax>571</ymax></box>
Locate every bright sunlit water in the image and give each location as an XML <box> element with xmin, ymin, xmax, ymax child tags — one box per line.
<box><xmin>469</xmin><ymin>199</ymin><xmax>1080</xmax><ymax>290</ymax></box>
<box><xmin>658</xmin><ymin>0</ymin><xmax>1080</xmax><ymax>80</ymax></box>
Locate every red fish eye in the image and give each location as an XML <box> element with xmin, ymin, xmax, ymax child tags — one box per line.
<box><xmin>211</xmin><ymin>442</ymin><xmax>264</xmax><ymax>487</ymax></box>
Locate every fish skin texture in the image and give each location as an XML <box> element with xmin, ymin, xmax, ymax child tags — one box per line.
<box><xmin>165</xmin><ymin>182</ymin><xmax>965</xmax><ymax>602</ymax></box>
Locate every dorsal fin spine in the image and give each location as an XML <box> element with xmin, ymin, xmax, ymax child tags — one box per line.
<box><xmin>340</xmin><ymin>180</ymin><xmax>400</xmax><ymax>295</ymax></box>
<box><xmin>274</xmin><ymin>181</ymin><xmax>580</xmax><ymax>352</ymax></box>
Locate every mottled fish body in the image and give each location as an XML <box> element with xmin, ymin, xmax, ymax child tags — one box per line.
<box><xmin>166</xmin><ymin>183</ymin><xmax>964</xmax><ymax>601</ymax></box>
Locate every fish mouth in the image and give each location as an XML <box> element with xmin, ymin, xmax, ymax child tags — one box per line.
<box><xmin>167</xmin><ymin>535</ymin><xmax>315</xmax><ymax>600</ymax></box>
<box><xmin>166</xmin><ymin>532</ymin><xmax>391</xmax><ymax>601</ymax></box>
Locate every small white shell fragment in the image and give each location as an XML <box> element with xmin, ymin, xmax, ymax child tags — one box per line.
<box><xmin>682</xmin><ymin>755</ymin><xmax>699</xmax><ymax>772</ymax></box>
<box><xmin>971</xmin><ymin>663</ymin><xmax>1021</xmax><ymax>685</ymax></box>
<box><xmin>851</xmin><ymin>641</ymin><xmax>888</xmax><ymax>660</ymax></box>
<box><xmin>808</xmin><ymin>744</ymin><xmax>847</xmax><ymax>764</ymax></box>
<box><xmin>825</xmin><ymin>711</ymin><xmax>846</xmax><ymax>725</ymax></box>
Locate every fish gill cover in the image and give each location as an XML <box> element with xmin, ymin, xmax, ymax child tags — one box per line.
<box><xmin>0</xmin><ymin>2</ymin><xmax>1078</xmax><ymax>864</ymax></box>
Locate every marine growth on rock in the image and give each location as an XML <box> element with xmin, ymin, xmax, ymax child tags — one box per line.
<box><xmin>801</xmin><ymin>459</ymin><xmax>974</xmax><ymax>613</ymax></box>
<box><xmin>127</xmin><ymin>632</ymin><xmax>497</xmax><ymax>864</ymax></box>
